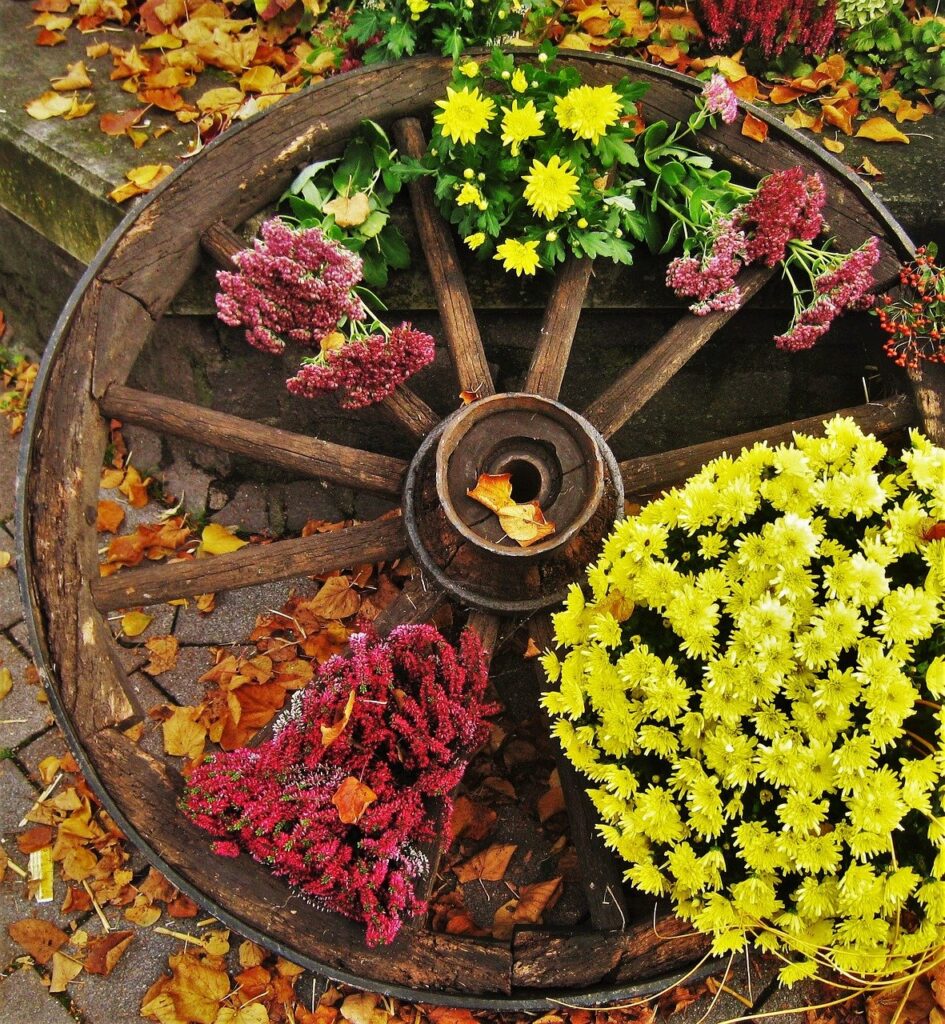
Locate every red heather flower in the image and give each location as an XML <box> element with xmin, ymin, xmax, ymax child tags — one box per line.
<box><xmin>701</xmin><ymin>74</ymin><xmax>738</xmax><ymax>124</ymax></box>
<box><xmin>740</xmin><ymin>168</ymin><xmax>826</xmax><ymax>267</ymax></box>
<box><xmin>700</xmin><ymin>0</ymin><xmax>837</xmax><ymax>58</ymax></box>
<box><xmin>215</xmin><ymin>220</ymin><xmax>366</xmax><ymax>355</ymax></box>
<box><xmin>666</xmin><ymin>215</ymin><xmax>749</xmax><ymax>315</ymax></box>
<box><xmin>287</xmin><ymin>323</ymin><xmax>436</xmax><ymax>409</ymax></box>
<box><xmin>181</xmin><ymin>624</ymin><xmax>496</xmax><ymax>946</ymax></box>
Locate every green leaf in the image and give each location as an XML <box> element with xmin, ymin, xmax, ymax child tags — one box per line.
<box><xmin>658</xmin><ymin>219</ymin><xmax>683</xmax><ymax>255</ymax></box>
<box><xmin>378</xmin><ymin>228</ymin><xmax>411</xmax><ymax>270</ymax></box>
<box><xmin>359</xmin><ymin>210</ymin><xmax>389</xmax><ymax>239</ymax></box>
<box><xmin>659</xmin><ymin>160</ymin><xmax>686</xmax><ymax>187</ymax></box>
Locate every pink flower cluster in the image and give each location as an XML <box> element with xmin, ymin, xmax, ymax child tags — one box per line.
<box><xmin>700</xmin><ymin>0</ymin><xmax>837</xmax><ymax>57</ymax></box>
<box><xmin>701</xmin><ymin>74</ymin><xmax>738</xmax><ymax>124</ymax></box>
<box><xmin>741</xmin><ymin>167</ymin><xmax>826</xmax><ymax>266</ymax></box>
<box><xmin>666</xmin><ymin>215</ymin><xmax>748</xmax><ymax>315</ymax></box>
<box><xmin>775</xmin><ymin>238</ymin><xmax>880</xmax><ymax>351</ymax></box>
<box><xmin>181</xmin><ymin>625</ymin><xmax>496</xmax><ymax>946</ymax></box>
<box><xmin>215</xmin><ymin>220</ymin><xmax>366</xmax><ymax>355</ymax></box>
<box><xmin>287</xmin><ymin>323</ymin><xmax>435</xmax><ymax>409</ymax></box>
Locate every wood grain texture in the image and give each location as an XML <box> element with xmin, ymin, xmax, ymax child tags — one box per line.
<box><xmin>466</xmin><ymin>609</ymin><xmax>500</xmax><ymax>655</ymax></box>
<box><xmin>907</xmin><ymin>362</ymin><xmax>945</xmax><ymax>446</ymax></box>
<box><xmin>99</xmin><ymin>384</ymin><xmax>407</xmax><ymax>498</ymax></box>
<box><xmin>89</xmin><ymin>281</ymin><xmax>155</xmax><ymax>399</ymax></box>
<box><xmin>620</xmin><ymin>393</ymin><xmax>914</xmax><ymax>494</ymax></box>
<box><xmin>201</xmin><ymin>220</ymin><xmax>244</xmax><ymax>270</ymax></box>
<box><xmin>373</xmin><ymin>572</ymin><xmax>447</xmax><ymax>635</ymax></box>
<box><xmin>523</xmin><ymin>256</ymin><xmax>594</xmax><ymax>400</ymax></box>
<box><xmin>379</xmin><ymin>385</ymin><xmax>440</xmax><ymax>440</ymax></box>
<box><xmin>393</xmin><ymin>118</ymin><xmax>494</xmax><ymax>398</ymax></box>
<box><xmin>584</xmin><ymin>266</ymin><xmax>774</xmax><ymax>440</ymax></box>
<box><xmin>91</xmin><ymin>516</ymin><xmax>407</xmax><ymax>611</ymax></box>
<box><xmin>531</xmin><ymin>613</ymin><xmax>628</xmax><ymax>933</ymax></box>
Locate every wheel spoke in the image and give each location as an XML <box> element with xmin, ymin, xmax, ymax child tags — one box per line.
<box><xmin>100</xmin><ymin>384</ymin><xmax>407</xmax><ymax>498</ymax></box>
<box><xmin>530</xmin><ymin>613</ymin><xmax>628</xmax><ymax>931</ymax></box>
<box><xmin>392</xmin><ymin>119</ymin><xmax>495</xmax><ymax>398</ymax></box>
<box><xmin>373</xmin><ymin>573</ymin><xmax>448</xmax><ymax>635</ymax></box>
<box><xmin>523</xmin><ymin>256</ymin><xmax>594</xmax><ymax>400</ymax></box>
<box><xmin>91</xmin><ymin>516</ymin><xmax>407</xmax><ymax>611</ymax></box>
<box><xmin>584</xmin><ymin>266</ymin><xmax>774</xmax><ymax>440</ymax></box>
<box><xmin>200</xmin><ymin>221</ymin><xmax>439</xmax><ymax>441</ymax></box>
<box><xmin>620</xmin><ymin>394</ymin><xmax>914</xmax><ymax>495</ymax></box>
<box><xmin>466</xmin><ymin>609</ymin><xmax>500</xmax><ymax>654</ymax></box>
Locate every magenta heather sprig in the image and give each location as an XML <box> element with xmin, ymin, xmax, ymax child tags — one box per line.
<box><xmin>216</xmin><ymin>220</ymin><xmax>366</xmax><ymax>354</ymax></box>
<box><xmin>288</xmin><ymin>323</ymin><xmax>436</xmax><ymax>409</ymax></box>
<box><xmin>700</xmin><ymin>0</ymin><xmax>837</xmax><ymax>57</ymax></box>
<box><xmin>181</xmin><ymin>624</ymin><xmax>496</xmax><ymax>946</ymax></box>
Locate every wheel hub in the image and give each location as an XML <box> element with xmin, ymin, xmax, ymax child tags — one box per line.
<box><xmin>403</xmin><ymin>393</ymin><xmax>623</xmax><ymax>613</ymax></box>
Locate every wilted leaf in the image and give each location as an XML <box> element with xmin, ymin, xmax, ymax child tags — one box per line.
<box><xmin>309</xmin><ymin>576</ymin><xmax>360</xmax><ymax>619</ymax></box>
<box><xmin>741</xmin><ymin>112</ymin><xmax>768</xmax><ymax>142</ymax></box>
<box><xmin>119</xmin><ymin>466</ymin><xmax>152</xmax><ymax>508</ymax></box>
<box><xmin>466</xmin><ymin>473</ymin><xmax>513</xmax><ymax>514</ymax></box>
<box><xmin>8</xmin><ymin>918</ymin><xmax>69</xmax><ymax>964</ymax></box>
<box><xmin>108</xmin><ymin>163</ymin><xmax>173</xmax><ymax>203</ymax></box>
<box><xmin>97</xmin><ymin>499</ymin><xmax>125</xmax><ymax>533</ymax></box>
<box><xmin>538</xmin><ymin>784</ymin><xmax>566</xmax><ymax>822</ymax></box>
<box><xmin>121</xmin><ymin>610</ymin><xmax>153</xmax><ymax>637</ymax></box>
<box><xmin>199</xmin><ymin>523</ymin><xmax>247</xmax><ymax>556</ymax></box>
<box><xmin>49</xmin><ymin>950</ymin><xmax>83</xmax><ymax>993</ymax></box>
<box><xmin>52</xmin><ymin>60</ymin><xmax>92</xmax><ymax>91</ymax></box>
<box><xmin>100</xmin><ymin>107</ymin><xmax>147</xmax><ymax>135</ymax></box>
<box><xmin>35</xmin><ymin>28</ymin><xmax>67</xmax><ymax>45</ymax></box>
<box><xmin>856</xmin><ymin>117</ymin><xmax>909</xmax><ymax>144</ymax></box>
<box><xmin>859</xmin><ymin>156</ymin><xmax>883</xmax><ymax>177</ymax></box>
<box><xmin>822</xmin><ymin>137</ymin><xmax>845</xmax><ymax>153</ymax></box>
<box><xmin>426</xmin><ymin>1010</ymin><xmax>479</xmax><ymax>1024</ymax></box>
<box><xmin>25</xmin><ymin>91</ymin><xmax>74</xmax><ymax>119</ymax></box>
<box><xmin>18</xmin><ymin>825</ymin><xmax>54</xmax><ymax>854</ymax></box>
<box><xmin>324</xmin><ymin>192</ymin><xmax>371</xmax><ymax>228</ymax></box>
<box><xmin>196</xmin><ymin>86</ymin><xmax>245</xmax><ymax>114</ymax></box>
<box><xmin>451</xmin><ymin>796</ymin><xmax>496</xmax><ymax>842</ymax></box>
<box><xmin>514</xmin><ymin>876</ymin><xmax>563</xmax><ymax>924</ymax></box>
<box><xmin>320</xmin><ymin>689</ymin><xmax>355</xmax><ymax>747</ymax></box>
<box><xmin>145</xmin><ymin>635</ymin><xmax>179</xmax><ymax>676</ymax></box>
<box><xmin>339</xmin><ymin>992</ymin><xmax>390</xmax><ymax>1024</ymax></box>
<box><xmin>332</xmin><ymin>776</ymin><xmax>377</xmax><ymax>825</ymax></box>
<box><xmin>454</xmin><ymin>843</ymin><xmax>517</xmax><ymax>883</ymax></box>
<box><xmin>497</xmin><ymin>501</ymin><xmax>555</xmax><ymax>547</ymax></box>
<box><xmin>162</xmin><ymin>705</ymin><xmax>206</xmax><ymax>758</ymax></box>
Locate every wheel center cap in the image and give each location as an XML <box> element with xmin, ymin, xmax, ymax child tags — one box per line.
<box><xmin>403</xmin><ymin>393</ymin><xmax>623</xmax><ymax>613</ymax></box>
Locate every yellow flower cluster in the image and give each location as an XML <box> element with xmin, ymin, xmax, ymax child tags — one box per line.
<box><xmin>543</xmin><ymin>418</ymin><xmax>945</xmax><ymax>984</ymax></box>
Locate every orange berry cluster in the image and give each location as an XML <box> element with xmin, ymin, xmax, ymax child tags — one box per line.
<box><xmin>874</xmin><ymin>246</ymin><xmax>945</xmax><ymax>369</ymax></box>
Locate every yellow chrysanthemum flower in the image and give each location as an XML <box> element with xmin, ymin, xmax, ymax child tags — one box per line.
<box><xmin>407</xmin><ymin>0</ymin><xmax>429</xmax><ymax>12</ymax></box>
<box><xmin>463</xmin><ymin>232</ymin><xmax>486</xmax><ymax>251</ymax></box>
<box><xmin>521</xmin><ymin>154</ymin><xmax>580</xmax><ymax>220</ymax></box>
<box><xmin>510</xmin><ymin>67</ymin><xmax>528</xmax><ymax>93</ymax></box>
<box><xmin>499</xmin><ymin>99</ymin><xmax>544</xmax><ymax>156</ymax></box>
<box><xmin>433</xmin><ymin>85</ymin><xmax>495</xmax><ymax>146</ymax></box>
<box><xmin>493</xmin><ymin>237</ymin><xmax>541</xmax><ymax>276</ymax></box>
<box><xmin>455</xmin><ymin>182</ymin><xmax>483</xmax><ymax>207</ymax></box>
<box><xmin>554</xmin><ymin>83</ymin><xmax>622</xmax><ymax>144</ymax></box>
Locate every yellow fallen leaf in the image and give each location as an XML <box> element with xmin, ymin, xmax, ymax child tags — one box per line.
<box><xmin>86</xmin><ymin>41</ymin><xmax>110</xmax><ymax>58</ymax></box>
<box><xmin>108</xmin><ymin>164</ymin><xmax>173</xmax><ymax>203</ymax></box>
<box><xmin>52</xmin><ymin>60</ymin><xmax>92</xmax><ymax>91</ymax></box>
<box><xmin>784</xmin><ymin>109</ymin><xmax>818</xmax><ymax>131</ymax></box>
<box><xmin>324</xmin><ymin>192</ymin><xmax>371</xmax><ymax>228</ymax></box>
<box><xmin>895</xmin><ymin>99</ymin><xmax>933</xmax><ymax>123</ymax></box>
<box><xmin>855</xmin><ymin>117</ymin><xmax>909</xmax><ymax>144</ymax></box>
<box><xmin>321</xmin><ymin>689</ymin><xmax>355</xmax><ymax>747</ymax></box>
<box><xmin>121</xmin><ymin>610</ymin><xmax>153</xmax><ymax>637</ymax></box>
<box><xmin>25</xmin><ymin>91</ymin><xmax>74</xmax><ymax>120</ymax></box>
<box><xmin>49</xmin><ymin>950</ymin><xmax>83</xmax><ymax>993</ymax></box>
<box><xmin>822</xmin><ymin>137</ymin><xmax>845</xmax><ymax>153</ymax></box>
<box><xmin>199</xmin><ymin>523</ymin><xmax>247</xmax><ymax>556</ymax></box>
<box><xmin>161</xmin><ymin>705</ymin><xmax>206</xmax><ymax>759</ymax></box>
<box><xmin>32</xmin><ymin>12</ymin><xmax>72</xmax><ymax>29</ymax></box>
<box><xmin>0</xmin><ymin>551</ymin><xmax>10</xmax><ymax>569</ymax></box>
<box><xmin>741</xmin><ymin>112</ymin><xmax>769</xmax><ymax>143</ymax></box>
<box><xmin>466</xmin><ymin>473</ymin><xmax>514</xmax><ymax>514</ymax></box>
<box><xmin>339</xmin><ymin>992</ymin><xmax>390</xmax><ymax>1024</ymax></box>
<box><xmin>239</xmin><ymin>65</ymin><xmax>281</xmax><ymax>93</ymax></box>
<box><xmin>101</xmin><ymin>467</ymin><xmax>125</xmax><ymax>488</ymax></box>
<box><xmin>144</xmin><ymin>635</ymin><xmax>179</xmax><ymax>675</ymax></box>
<box><xmin>0</xmin><ymin>668</ymin><xmax>12</xmax><ymax>702</ymax></box>
<box><xmin>141</xmin><ymin>32</ymin><xmax>183</xmax><ymax>50</ymax></box>
<box><xmin>63</xmin><ymin>95</ymin><xmax>95</xmax><ymax>121</ymax></box>
<box><xmin>332</xmin><ymin>776</ymin><xmax>377</xmax><ymax>824</ymax></box>
<box><xmin>454</xmin><ymin>842</ymin><xmax>518</xmax><ymax>883</ymax></box>
<box><xmin>859</xmin><ymin>156</ymin><xmax>883</xmax><ymax>177</ymax></box>
<box><xmin>196</xmin><ymin>86</ymin><xmax>245</xmax><ymax>114</ymax></box>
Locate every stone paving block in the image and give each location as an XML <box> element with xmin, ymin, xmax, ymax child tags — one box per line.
<box><xmin>210</xmin><ymin>482</ymin><xmax>269</xmax><ymax>533</ymax></box>
<box><xmin>8</xmin><ymin>622</ymin><xmax>33</xmax><ymax>661</ymax></box>
<box><xmin>135</xmin><ymin>646</ymin><xmax>213</xmax><ymax>709</ymax></box>
<box><xmin>160</xmin><ymin>458</ymin><xmax>213</xmax><ymax>515</ymax></box>
<box><xmin>172</xmin><ymin>579</ymin><xmax>316</xmax><ymax>646</ymax></box>
<box><xmin>107</xmin><ymin>604</ymin><xmax>176</xmax><ymax>647</ymax></box>
<box><xmin>17</xmin><ymin>728</ymin><xmax>68</xmax><ymax>787</ymax></box>
<box><xmin>120</xmin><ymin>424</ymin><xmax>164</xmax><ymax>475</ymax></box>
<box><xmin>271</xmin><ymin>479</ymin><xmax>353</xmax><ymax>534</ymax></box>
<box><xmin>0</xmin><ymin>966</ymin><xmax>77</xmax><ymax>1024</ymax></box>
<box><xmin>0</xmin><ymin>564</ymin><xmax>23</xmax><ymax>631</ymax></box>
<box><xmin>0</xmin><ymin>634</ymin><xmax>55</xmax><ymax>751</ymax></box>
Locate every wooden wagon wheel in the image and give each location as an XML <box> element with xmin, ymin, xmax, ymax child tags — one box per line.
<box><xmin>18</xmin><ymin>51</ymin><xmax>920</xmax><ymax>1008</ymax></box>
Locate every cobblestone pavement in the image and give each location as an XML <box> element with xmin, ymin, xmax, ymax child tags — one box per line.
<box><xmin>0</xmin><ymin>416</ymin><xmax>820</xmax><ymax>1024</ymax></box>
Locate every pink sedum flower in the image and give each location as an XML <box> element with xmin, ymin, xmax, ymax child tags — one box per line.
<box><xmin>287</xmin><ymin>323</ymin><xmax>436</xmax><ymax>409</ymax></box>
<box><xmin>216</xmin><ymin>220</ymin><xmax>366</xmax><ymax>355</ymax></box>
<box><xmin>701</xmin><ymin>74</ymin><xmax>738</xmax><ymax>124</ymax></box>
<box><xmin>666</xmin><ymin>215</ymin><xmax>749</xmax><ymax>315</ymax></box>
<box><xmin>740</xmin><ymin>167</ymin><xmax>826</xmax><ymax>267</ymax></box>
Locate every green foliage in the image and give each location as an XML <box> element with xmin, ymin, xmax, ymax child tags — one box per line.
<box><xmin>347</xmin><ymin>0</ymin><xmax>526</xmax><ymax>64</ymax></box>
<box><xmin>282</xmin><ymin>121</ymin><xmax>412</xmax><ymax>288</ymax></box>
<box><xmin>847</xmin><ymin>9</ymin><xmax>945</xmax><ymax>108</ymax></box>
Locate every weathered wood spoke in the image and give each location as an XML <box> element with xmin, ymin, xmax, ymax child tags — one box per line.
<box><xmin>523</xmin><ymin>256</ymin><xmax>595</xmax><ymax>400</ymax></box>
<box><xmin>392</xmin><ymin>119</ymin><xmax>495</xmax><ymax>399</ymax></box>
<box><xmin>530</xmin><ymin>613</ymin><xmax>629</xmax><ymax>932</ymax></box>
<box><xmin>99</xmin><ymin>384</ymin><xmax>407</xmax><ymax>498</ymax></box>
<box><xmin>584</xmin><ymin>265</ymin><xmax>774</xmax><ymax>440</ymax></box>
<box><xmin>620</xmin><ymin>394</ymin><xmax>914</xmax><ymax>495</ymax></box>
<box><xmin>91</xmin><ymin>515</ymin><xmax>407</xmax><ymax>611</ymax></box>
<box><xmin>373</xmin><ymin>572</ymin><xmax>448</xmax><ymax>635</ymax></box>
<box><xmin>200</xmin><ymin>221</ymin><xmax>439</xmax><ymax>441</ymax></box>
